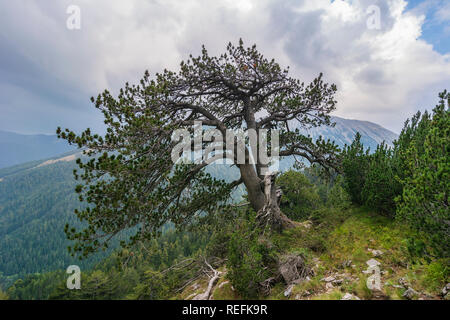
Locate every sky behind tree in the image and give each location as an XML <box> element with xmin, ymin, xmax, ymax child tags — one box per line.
<box><xmin>0</xmin><ymin>0</ymin><xmax>449</xmax><ymax>134</ymax></box>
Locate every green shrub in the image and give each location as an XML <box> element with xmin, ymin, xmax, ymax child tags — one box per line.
<box><xmin>0</xmin><ymin>289</ymin><xmax>8</xmax><ymax>300</ymax></box>
<box><xmin>326</xmin><ymin>176</ymin><xmax>351</xmax><ymax>209</ymax></box>
<box><xmin>396</xmin><ymin>91</ymin><xmax>450</xmax><ymax>258</ymax></box>
<box><xmin>129</xmin><ymin>270</ymin><xmax>169</xmax><ymax>300</ymax></box>
<box><xmin>423</xmin><ymin>260</ymin><xmax>450</xmax><ymax>291</ymax></box>
<box><xmin>341</xmin><ymin>133</ymin><xmax>369</xmax><ymax>205</ymax></box>
<box><xmin>362</xmin><ymin>142</ymin><xmax>400</xmax><ymax>216</ymax></box>
<box><xmin>226</xmin><ymin>217</ymin><xmax>276</xmax><ymax>299</ymax></box>
<box><xmin>277</xmin><ymin>170</ymin><xmax>321</xmax><ymax>221</ymax></box>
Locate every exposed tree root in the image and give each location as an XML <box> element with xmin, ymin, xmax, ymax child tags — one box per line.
<box><xmin>256</xmin><ymin>173</ymin><xmax>298</xmax><ymax>232</ymax></box>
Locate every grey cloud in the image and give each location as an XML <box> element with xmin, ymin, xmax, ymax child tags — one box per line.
<box><xmin>0</xmin><ymin>0</ymin><xmax>449</xmax><ymax>135</ymax></box>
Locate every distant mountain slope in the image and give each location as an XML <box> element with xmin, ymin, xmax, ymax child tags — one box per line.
<box><xmin>298</xmin><ymin>116</ymin><xmax>398</xmax><ymax>150</ymax></box>
<box><xmin>276</xmin><ymin>116</ymin><xmax>398</xmax><ymax>171</ymax></box>
<box><xmin>0</xmin><ymin>152</ymin><xmax>112</xmax><ymax>279</ymax></box>
<box><xmin>0</xmin><ymin>130</ymin><xmax>75</xmax><ymax>169</ymax></box>
<box><xmin>0</xmin><ymin>151</ymin><xmax>242</xmax><ymax>279</ymax></box>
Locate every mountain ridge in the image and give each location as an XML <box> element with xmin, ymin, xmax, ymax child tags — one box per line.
<box><xmin>0</xmin><ymin>130</ymin><xmax>76</xmax><ymax>169</ymax></box>
<box><xmin>298</xmin><ymin>116</ymin><xmax>398</xmax><ymax>150</ymax></box>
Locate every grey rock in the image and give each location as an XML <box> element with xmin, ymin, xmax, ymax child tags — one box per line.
<box><xmin>402</xmin><ymin>287</ymin><xmax>418</xmax><ymax>300</ymax></box>
<box><xmin>342</xmin><ymin>260</ymin><xmax>352</xmax><ymax>268</ymax></box>
<box><xmin>325</xmin><ymin>282</ymin><xmax>334</xmax><ymax>291</ymax></box>
<box><xmin>341</xmin><ymin>293</ymin><xmax>361</xmax><ymax>300</ymax></box>
<box><xmin>279</xmin><ymin>254</ymin><xmax>310</xmax><ymax>284</ymax></box>
<box><xmin>341</xmin><ymin>293</ymin><xmax>353</xmax><ymax>300</ymax></box>
<box><xmin>321</xmin><ymin>276</ymin><xmax>336</xmax><ymax>282</ymax></box>
<box><xmin>366</xmin><ymin>258</ymin><xmax>381</xmax><ymax>267</ymax></box>
<box><xmin>368</xmin><ymin>248</ymin><xmax>383</xmax><ymax>257</ymax></box>
<box><xmin>284</xmin><ymin>284</ymin><xmax>294</xmax><ymax>297</ymax></box>
<box><xmin>441</xmin><ymin>283</ymin><xmax>450</xmax><ymax>296</ymax></box>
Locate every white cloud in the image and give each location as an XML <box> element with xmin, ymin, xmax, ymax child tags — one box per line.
<box><xmin>263</xmin><ymin>0</ymin><xmax>450</xmax><ymax>131</ymax></box>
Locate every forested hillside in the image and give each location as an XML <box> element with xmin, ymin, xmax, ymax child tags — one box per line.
<box><xmin>0</xmin><ymin>151</ymin><xmax>244</xmax><ymax>285</ymax></box>
<box><xmin>0</xmin><ymin>157</ymin><xmax>110</xmax><ymax>287</ymax></box>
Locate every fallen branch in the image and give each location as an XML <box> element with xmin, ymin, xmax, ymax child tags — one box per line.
<box><xmin>193</xmin><ymin>259</ymin><xmax>222</xmax><ymax>300</ymax></box>
<box><xmin>231</xmin><ymin>202</ymin><xmax>250</xmax><ymax>208</ymax></box>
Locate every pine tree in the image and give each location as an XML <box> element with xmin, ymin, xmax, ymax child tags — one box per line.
<box><xmin>57</xmin><ymin>40</ymin><xmax>340</xmax><ymax>257</ymax></box>
<box><xmin>396</xmin><ymin>91</ymin><xmax>449</xmax><ymax>258</ymax></box>
<box><xmin>341</xmin><ymin>132</ymin><xmax>369</xmax><ymax>204</ymax></box>
<box><xmin>362</xmin><ymin>142</ymin><xmax>399</xmax><ymax>215</ymax></box>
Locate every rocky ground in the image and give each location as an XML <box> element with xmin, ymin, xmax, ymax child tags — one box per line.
<box><xmin>178</xmin><ymin>207</ymin><xmax>449</xmax><ymax>300</ymax></box>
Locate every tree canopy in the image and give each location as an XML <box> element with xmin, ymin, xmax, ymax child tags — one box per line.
<box><xmin>57</xmin><ymin>40</ymin><xmax>340</xmax><ymax>257</ymax></box>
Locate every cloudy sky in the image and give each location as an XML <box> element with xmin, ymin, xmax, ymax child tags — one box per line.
<box><xmin>0</xmin><ymin>0</ymin><xmax>449</xmax><ymax>135</ymax></box>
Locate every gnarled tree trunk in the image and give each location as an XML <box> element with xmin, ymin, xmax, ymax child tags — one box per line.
<box><xmin>256</xmin><ymin>173</ymin><xmax>296</xmax><ymax>231</ymax></box>
<box><xmin>240</xmin><ymin>165</ymin><xmax>296</xmax><ymax>231</ymax></box>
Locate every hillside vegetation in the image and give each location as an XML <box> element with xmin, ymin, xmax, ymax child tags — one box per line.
<box><xmin>4</xmin><ymin>176</ymin><xmax>447</xmax><ymax>300</ymax></box>
<box><xmin>0</xmin><ymin>159</ymin><xmax>111</xmax><ymax>288</ymax></box>
<box><xmin>192</xmin><ymin>206</ymin><xmax>447</xmax><ymax>300</ymax></box>
<box><xmin>0</xmin><ymin>88</ymin><xmax>447</xmax><ymax>300</ymax></box>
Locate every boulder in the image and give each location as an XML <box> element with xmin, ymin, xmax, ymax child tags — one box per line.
<box><xmin>402</xmin><ymin>287</ymin><xmax>418</xmax><ymax>300</ymax></box>
<box><xmin>325</xmin><ymin>282</ymin><xmax>334</xmax><ymax>291</ymax></box>
<box><xmin>341</xmin><ymin>293</ymin><xmax>361</xmax><ymax>300</ymax></box>
<box><xmin>278</xmin><ymin>254</ymin><xmax>311</xmax><ymax>284</ymax></box>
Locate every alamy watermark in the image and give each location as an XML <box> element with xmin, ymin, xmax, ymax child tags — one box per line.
<box><xmin>366</xmin><ymin>265</ymin><xmax>381</xmax><ymax>290</ymax></box>
<box><xmin>364</xmin><ymin>259</ymin><xmax>382</xmax><ymax>291</ymax></box>
<box><xmin>366</xmin><ymin>5</ymin><xmax>381</xmax><ymax>30</ymax></box>
<box><xmin>171</xmin><ymin>121</ymin><xmax>280</xmax><ymax>175</ymax></box>
<box><xmin>66</xmin><ymin>265</ymin><xmax>81</xmax><ymax>289</ymax></box>
<box><xmin>66</xmin><ymin>5</ymin><xmax>81</xmax><ymax>30</ymax></box>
